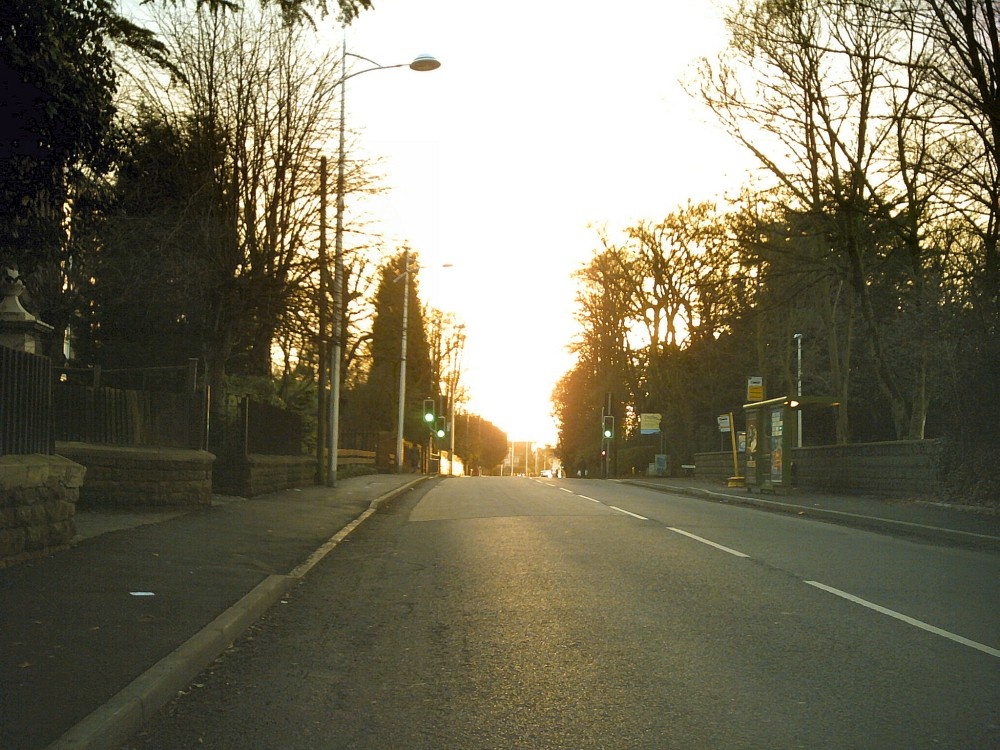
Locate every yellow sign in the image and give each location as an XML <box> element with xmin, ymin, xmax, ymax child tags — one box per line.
<box><xmin>747</xmin><ymin>376</ymin><xmax>765</xmax><ymax>402</ymax></box>
<box><xmin>640</xmin><ymin>413</ymin><xmax>662</xmax><ymax>435</ymax></box>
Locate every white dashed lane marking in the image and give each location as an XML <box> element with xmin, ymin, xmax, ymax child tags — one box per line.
<box><xmin>667</xmin><ymin>527</ymin><xmax>750</xmax><ymax>558</ymax></box>
<box><xmin>609</xmin><ymin>505</ymin><xmax>649</xmax><ymax>521</ymax></box>
<box><xmin>805</xmin><ymin>580</ymin><xmax>1000</xmax><ymax>659</ymax></box>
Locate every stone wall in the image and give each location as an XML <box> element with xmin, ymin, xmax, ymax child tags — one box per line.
<box><xmin>1</xmin><ymin>454</ymin><xmax>86</xmax><ymax>566</ymax></box>
<box><xmin>56</xmin><ymin>442</ymin><xmax>214</xmax><ymax>508</ymax></box>
<box><xmin>219</xmin><ymin>454</ymin><xmax>316</xmax><ymax>498</ymax></box>
<box><xmin>688</xmin><ymin>451</ymin><xmax>746</xmax><ymax>483</ymax></box>
<box><xmin>793</xmin><ymin>440</ymin><xmax>943</xmax><ymax>496</ymax></box>
<box><xmin>694</xmin><ymin>439</ymin><xmax>943</xmax><ymax>497</ymax></box>
<box><xmin>214</xmin><ymin>451</ymin><xmax>376</xmax><ymax>498</ymax></box>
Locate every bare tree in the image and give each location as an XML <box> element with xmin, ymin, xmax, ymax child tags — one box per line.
<box><xmin>696</xmin><ymin>0</ymin><xmax>950</xmax><ymax>440</ymax></box>
<box><xmin>117</xmin><ymin>4</ymin><xmax>348</xmax><ymax>400</ymax></box>
<box><xmin>914</xmin><ymin>0</ymin><xmax>1000</xmax><ymax>302</ymax></box>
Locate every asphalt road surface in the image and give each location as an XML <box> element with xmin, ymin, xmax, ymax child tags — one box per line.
<box><xmin>122</xmin><ymin>476</ymin><xmax>1000</xmax><ymax>749</ymax></box>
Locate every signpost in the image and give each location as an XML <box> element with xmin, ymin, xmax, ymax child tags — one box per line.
<box><xmin>720</xmin><ymin>411</ymin><xmax>744</xmax><ymax>488</ymax></box>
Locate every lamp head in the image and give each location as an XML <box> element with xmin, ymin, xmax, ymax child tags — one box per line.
<box><xmin>409</xmin><ymin>54</ymin><xmax>441</xmax><ymax>72</ymax></box>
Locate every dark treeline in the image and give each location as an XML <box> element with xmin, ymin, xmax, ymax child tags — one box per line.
<box><xmin>1</xmin><ymin>0</ymin><xmax>509</xmax><ymax>471</ymax></box>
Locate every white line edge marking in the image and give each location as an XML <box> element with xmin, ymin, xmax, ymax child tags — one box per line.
<box><xmin>668</xmin><ymin>527</ymin><xmax>750</xmax><ymax>558</ymax></box>
<box><xmin>609</xmin><ymin>505</ymin><xmax>648</xmax><ymax>520</ymax></box>
<box><xmin>629</xmin><ymin>480</ymin><xmax>1000</xmax><ymax>544</ymax></box>
<box><xmin>805</xmin><ymin>580</ymin><xmax>1000</xmax><ymax>659</ymax></box>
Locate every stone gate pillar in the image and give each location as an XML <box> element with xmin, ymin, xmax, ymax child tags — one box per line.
<box><xmin>0</xmin><ymin>263</ymin><xmax>53</xmax><ymax>353</ymax></box>
<box><xmin>0</xmin><ymin>263</ymin><xmax>84</xmax><ymax>566</ymax></box>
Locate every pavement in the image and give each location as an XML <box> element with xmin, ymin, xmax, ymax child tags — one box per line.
<box><xmin>2</xmin><ymin>472</ymin><xmax>998</xmax><ymax>750</ymax></box>
<box><xmin>1</xmin><ymin>473</ymin><xmax>429</xmax><ymax>750</ymax></box>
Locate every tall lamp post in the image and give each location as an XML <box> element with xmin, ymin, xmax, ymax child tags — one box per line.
<box><xmin>448</xmin><ymin>325</ymin><xmax>466</xmax><ymax>475</ymax></box>
<box><xmin>794</xmin><ymin>333</ymin><xmax>803</xmax><ymax>448</ymax></box>
<box><xmin>394</xmin><ymin>249</ymin><xmax>419</xmax><ymax>473</ymax></box>
<box><xmin>322</xmin><ymin>45</ymin><xmax>440</xmax><ymax>486</ymax></box>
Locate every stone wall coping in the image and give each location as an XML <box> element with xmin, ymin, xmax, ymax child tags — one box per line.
<box><xmin>0</xmin><ymin>453</ymin><xmax>86</xmax><ymax>489</ymax></box>
<box><xmin>56</xmin><ymin>442</ymin><xmax>215</xmax><ymax>465</ymax></box>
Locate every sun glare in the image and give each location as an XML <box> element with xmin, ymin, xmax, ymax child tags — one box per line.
<box><xmin>340</xmin><ymin>0</ymin><xmax>744</xmax><ymax>445</ymax></box>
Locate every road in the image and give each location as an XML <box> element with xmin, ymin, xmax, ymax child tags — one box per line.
<box><xmin>123</xmin><ymin>476</ymin><xmax>1000</xmax><ymax>749</ymax></box>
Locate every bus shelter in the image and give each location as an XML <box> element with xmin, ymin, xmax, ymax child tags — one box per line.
<box><xmin>743</xmin><ymin>395</ymin><xmax>839</xmax><ymax>492</ymax></box>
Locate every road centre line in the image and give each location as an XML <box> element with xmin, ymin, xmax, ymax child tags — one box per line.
<box><xmin>668</xmin><ymin>527</ymin><xmax>750</xmax><ymax>558</ymax></box>
<box><xmin>805</xmin><ymin>580</ymin><xmax>1000</xmax><ymax>659</ymax></box>
<box><xmin>559</xmin><ymin>487</ymin><xmax>575</xmax><ymax>494</ymax></box>
<box><xmin>609</xmin><ymin>505</ymin><xmax>649</xmax><ymax>520</ymax></box>
<box><xmin>578</xmin><ymin>495</ymin><xmax>601</xmax><ymax>503</ymax></box>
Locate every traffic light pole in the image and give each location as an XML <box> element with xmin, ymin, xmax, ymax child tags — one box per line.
<box><xmin>601</xmin><ymin>411</ymin><xmax>614</xmax><ymax>479</ymax></box>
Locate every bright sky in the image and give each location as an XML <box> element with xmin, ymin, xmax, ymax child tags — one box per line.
<box><xmin>337</xmin><ymin>0</ymin><xmax>751</xmax><ymax>444</ymax></box>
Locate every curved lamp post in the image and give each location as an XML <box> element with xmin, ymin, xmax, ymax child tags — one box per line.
<box><xmin>322</xmin><ymin>48</ymin><xmax>440</xmax><ymax>486</ymax></box>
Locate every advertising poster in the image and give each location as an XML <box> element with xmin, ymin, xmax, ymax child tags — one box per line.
<box><xmin>770</xmin><ymin>405</ymin><xmax>783</xmax><ymax>484</ymax></box>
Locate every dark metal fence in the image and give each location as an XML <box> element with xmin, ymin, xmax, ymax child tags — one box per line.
<box><xmin>209</xmin><ymin>395</ymin><xmax>305</xmax><ymax>459</ymax></box>
<box><xmin>343</xmin><ymin>430</ymin><xmax>381</xmax><ymax>453</ymax></box>
<box><xmin>59</xmin><ymin>360</ymin><xmax>199</xmax><ymax>391</ymax></box>
<box><xmin>53</xmin><ymin>361</ymin><xmax>207</xmax><ymax>450</ymax></box>
<box><xmin>53</xmin><ymin>385</ymin><xmax>206</xmax><ymax>449</ymax></box>
<box><xmin>0</xmin><ymin>345</ymin><xmax>53</xmax><ymax>456</ymax></box>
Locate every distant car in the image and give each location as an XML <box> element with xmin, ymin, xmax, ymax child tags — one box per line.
<box><xmin>540</xmin><ymin>469</ymin><xmax>553</xmax><ymax>478</ymax></box>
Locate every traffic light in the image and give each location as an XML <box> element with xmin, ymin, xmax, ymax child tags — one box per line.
<box><xmin>435</xmin><ymin>416</ymin><xmax>446</xmax><ymax>439</ymax></box>
<box><xmin>422</xmin><ymin>398</ymin><xmax>435</xmax><ymax>424</ymax></box>
<box><xmin>602</xmin><ymin>414</ymin><xmax>614</xmax><ymax>439</ymax></box>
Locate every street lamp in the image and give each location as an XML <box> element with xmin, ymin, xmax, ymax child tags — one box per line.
<box><xmin>323</xmin><ymin>44</ymin><xmax>440</xmax><ymax>487</ymax></box>
<box><xmin>794</xmin><ymin>333</ymin><xmax>803</xmax><ymax>448</ymax></box>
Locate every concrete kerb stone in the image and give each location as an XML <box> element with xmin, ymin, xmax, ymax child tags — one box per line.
<box><xmin>46</xmin><ymin>475</ymin><xmax>430</xmax><ymax>750</ymax></box>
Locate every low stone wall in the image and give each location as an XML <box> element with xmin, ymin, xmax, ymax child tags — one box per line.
<box><xmin>56</xmin><ymin>442</ymin><xmax>214</xmax><ymax>508</ymax></box>
<box><xmin>694</xmin><ymin>439</ymin><xmax>943</xmax><ymax>497</ymax></box>
<box><xmin>793</xmin><ymin>440</ymin><xmax>943</xmax><ymax>496</ymax></box>
<box><xmin>241</xmin><ymin>455</ymin><xmax>316</xmax><ymax>497</ymax></box>
<box><xmin>214</xmin><ymin>451</ymin><xmax>379</xmax><ymax>497</ymax></box>
<box><xmin>688</xmin><ymin>452</ymin><xmax>745</xmax><ymax>484</ymax></box>
<box><xmin>1</xmin><ymin>454</ymin><xmax>86</xmax><ymax>566</ymax></box>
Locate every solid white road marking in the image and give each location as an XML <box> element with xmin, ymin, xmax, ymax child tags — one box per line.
<box><xmin>805</xmin><ymin>581</ymin><xmax>1000</xmax><ymax>659</ymax></box>
<box><xmin>668</xmin><ymin>527</ymin><xmax>750</xmax><ymax>558</ymax></box>
<box><xmin>609</xmin><ymin>505</ymin><xmax>649</xmax><ymax>520</ymax></box>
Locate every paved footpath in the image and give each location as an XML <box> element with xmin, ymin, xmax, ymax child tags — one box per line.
<box><xmin>0</xmin><ymin>473</ymin><xmax>427</xmax><ymax>750</ymax></box>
